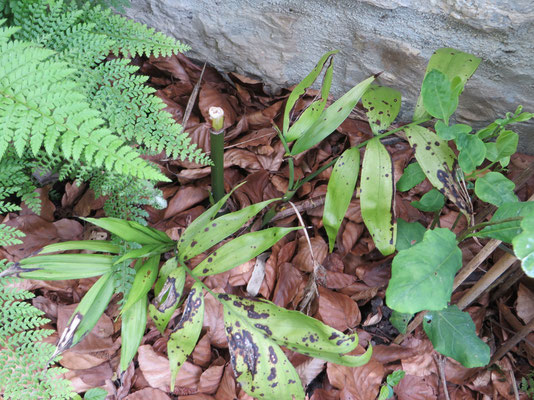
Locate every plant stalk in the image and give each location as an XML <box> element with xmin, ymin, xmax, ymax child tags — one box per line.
<box><xmin>209</xmin><ymin>107</ymin><xmax>225</xmax><ymax>203</ymax></box>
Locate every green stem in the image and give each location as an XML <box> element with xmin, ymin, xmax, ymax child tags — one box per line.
<box><xmin>451</xmin><ymin>212</ymin><xmax>463</xmax><ymax>230</ymax></box>
<box><xmin>179</xmin><ymin>260</ymin><xmax>218</xmax><ymax>298</ymax></box>
<box><xmin>457</xmin><ymin>216</ymin><xmax>524</xmax><ymax>242</ymax></box>
<box><xmin>429</xmin><ymin>211</ymin><xmax>441</xmax><ymax>229</ymax></box>
<box><xmin>210</xmin><ymin>128</ymin><xmax>225</xmax><ymax>203</ymax></box>
<box><xmin>465</xmin><ymin>161</ymin><xmax>496</xmax><ymax>180</ymax></box>
<box><xmin>276</xmin><ymin>126</ymin><xmax>295</xmax><ymax>192</ymax></box>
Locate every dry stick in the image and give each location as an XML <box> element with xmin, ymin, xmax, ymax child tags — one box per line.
<box><xmin>491</xmin><ymin>317</ymin><xmax>534</xmax><ymax>363</ymax></box>
<box><xmin>182</xmin><ymin>62</ymin><xmax>206</xmax><ymax>129</ymax></box>
<box><xmin>270</xmin><ymin>195</ymin><xmax>326</xmax><ymax>222</ymax></box>
<box><xmin>434</xmin><ymin>355</ymin><xmax>451</xmax><ymax>400</ymax></box>
<box><xmin>510</xmin><ymin>369</ymin><xmax>521</xmax><ymax>400</ymax></box>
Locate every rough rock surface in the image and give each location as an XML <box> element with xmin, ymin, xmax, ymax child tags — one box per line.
<box><xmin>126</xmin><ymin>0</ymin><xmax>534</xmax><ymax>153</ymax></box>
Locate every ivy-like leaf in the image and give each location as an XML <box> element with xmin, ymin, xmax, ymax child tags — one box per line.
<box><xmin>290</xmin><ymin>75</ymin><xmax>375</xmax><ymax>155</ymax></box>
<box><xmin>411</xmin><ymin>189</ymin><xmax>445</xmax><ymax>212</ymax></box>
<box><xmin>396</xmin><ymin>162</ymin><xmax>425</xmax><ymax>192</ymax></box>
<box><xmin>477</xmin><ymin>201</ymin><xmax>534</xmax><ymax>243</ymax></box>
<box><xmin>360</xmin><ymin>137</ymin><xmax>396</xmax><ymax>255</ymax></box>
<box><xmin>323</xmin><ymin>147</ymin><xmax>360</xmax><ymax>252</ymax></box>
<box><xmin>390</xmin><ymin>311</ymin><xmax>413</xmax><ymax>334</ymax></box>
<box><xmin>456</xmin><ymin>133</ymin><xmax>486</xmax><ymax>174</ymax></box>
<box><xmin>424</xmin><ymin>305</ymin><xmax>490</xmax><ymax>368</ymax></box>
<box><xmin>413</xmin><ymin>48</ymin><xmax>481</xmax><ymax>121</ymax></box>
<box><xmin>513</xmin><ymin>214</ymin><xmax>534</xmax><ymax>277</ymax></box>
<box><xmin>475</xmin><ymin>172</ymin><xmax>517</xmax><ymax>207</ymax></box>
<box><xmin>386</xmin><ymin>228</ymin><xmax>462</xmax><ymax>314</ymax></box>
<box><xmin>421</xmin><ymin>69</ymin><xmax>457</xmax><ymax>124</ymax></box>
<box><xmin>120</xmin><ymin>295</ymin><xmax>147</xmax><ymax>372</ymax></box>
<box><xmin>168</xmin><ymin>282</ymin><xmax>204</xmax><ymax>391</ymax></box>
<box><xmin>362</xmin><ymin>85</ymin><xmax>401</xmax><ymax>135</ymax></box>
<box><xmin>396</xmin><ymin>218</ymin><xmax>426</xmax><ymax>251</ymax></box>
<box><xmin>194</xmin><ymin>227</ymin><xmax>300</xmax><ymax>276</ymax></box>
<box><xmin>434</xmin><ymin>121</ymin><xmax>472</xmax><ymax>141</ymax></box>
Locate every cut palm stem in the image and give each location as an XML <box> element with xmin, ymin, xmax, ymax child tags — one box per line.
<box><xmin>209</xmin><ymin>107</ymin><xmax>225</xmax><ymax>203</ymax></box>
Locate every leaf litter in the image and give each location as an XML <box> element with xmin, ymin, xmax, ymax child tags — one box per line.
<box><xmin>1</xmin><ymin>50</ymin><xmax>534</xmax><ymax>399</ymax></box>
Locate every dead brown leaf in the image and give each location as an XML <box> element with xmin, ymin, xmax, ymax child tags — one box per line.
<box><xmin>293</xmin><ymin>235</ymin><xmax>328</xmax><ymax>273</ymax></box>
<box><xmin>125</xmin><ymin>388</ymin><xmax>172</xmax><ymax>400</ymax></box>
<box><xmin>395</xmin><ymin>373</ymin><xmax>439</xmax><ymax>400</ymax></box>
<box><xmin>327</xmin><ymin>359</ymin><xmax>384</xmax><ymax>400</ymax></box>
<box><xmin>315</xmin><ymin>286</ymin><xmax>361</xmax><ymax>331</ymax></box>
<box><xmin>516</xmin><ymin>283</ymin><xmax>534</xmax><ymax>324</ymax></box>
<box><xmin>163</xmin><ymin>185</ymin><xmax>209</xmax><ymax>219</ymax></box>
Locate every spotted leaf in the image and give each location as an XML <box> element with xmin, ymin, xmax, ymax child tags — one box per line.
<box><xmin>121</xmin><ymin>255</ymin><xmax>159</xmax><ymax>314</ymax></box>
<box><xmin>362</xmin><ymin>85</ymin><xmax>401</xmax><ymax>135</ymax></box>
<box><xmin>84</xmin><ymin>217</ymin><xmax>173</xmax><ymax>245</ymax></box>
<box><xmin>180</xmin><ymin>198</ymin><xmax>278</xmax><ymax>260</ymax></box>
<box><xmin>149</xmin><ymin>265</ymin><xmax>186</xmax><ymax>333</ymax></box>
<box><xmin>404</xmin><ymin>125</ymin><xmax>472</xmax><ymax>218</ymax></box>
<box><xmin>194</xmin><ymin>227</ymin><xmax>300</xmax><ymax>277</ymax></box>
<box><xmin>168</xmin><ymin>282</ymin><xmax>204</xmax><ymax>391</ymax></box>
<box><xmin>513</xmin><ymin>214</ymin><xmax>534</xmax><ymax>277</ymax></box>
<box><xmin>360</xmin><ymin>137</ymin><xmax>396</xmax><ymax>255</ymax></box>
<box><xmin>218</xmin><ymin>294</ymin><xmax>372</xmax><ymax>367</ymax></box>
<box><xmin>324</xmin><ymin>146</ymin><xmax>360</xmax><ymax>252</ymax></box>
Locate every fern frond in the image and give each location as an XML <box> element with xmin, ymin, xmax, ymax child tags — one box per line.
<box><xmin>0</xmin><ymin>31</ymin><xmax>167</xmax><ymax>181</ymax></box>
<box><xmin>0</xmin><ymin>224</ymin><xmax>25</xmax><ymax>246</ymax></box>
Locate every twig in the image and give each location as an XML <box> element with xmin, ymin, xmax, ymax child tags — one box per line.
<box><xmin>510</xmin><ymin>369</ymin><xmax>520</xmax><ymax>400</ymax></box>
<box><xmin>434</xmin><ymin>354</ymin><xmax>451</xmax><ymax>400</ymax></box>
<box><xmin>491</xmin><ymin>316</ymin><xmax>534</xmax><ymax>363</ymax></box>
<box><xmin>270</xmin><ymin>195</ymin><xmax>326</xmax><ymax>222</ymax></box>
<box><xmin>182</xmin><ymin>62</ymin><xmax>206</xmax><ymax>129</ymax></box>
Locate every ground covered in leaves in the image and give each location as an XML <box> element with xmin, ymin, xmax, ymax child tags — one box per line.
<box><xmin>2</xmin><ymin>53</ymin><xmax>534</xmax><ymax>400</ymax></box>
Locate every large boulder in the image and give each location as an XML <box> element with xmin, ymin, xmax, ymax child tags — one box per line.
<box><xmin>126</xmin><ymin>0</ymin><xmax>534</xmax><ymax>153</ymax></box>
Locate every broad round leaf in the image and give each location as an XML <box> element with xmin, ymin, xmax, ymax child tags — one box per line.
<box><xmin>513</xmin><ymin>214</ymin><xmax>534</xmax><ymax>277</ymax></box>
<box><xmin>396</xmin><ymin>162</ymin><xmax>425</xmax><ymax>192</ymax></box>
<box><xmin>477</xmin><ymin>201</ymin><xmax>534</xmax><ymax>243</ymax></box>
<box><xmin>410</xmin><ymin>188</ymin><xmax>445</xmax><ymax>212</ymax></box>
<box><xmin>424</xmin><ymin>305</ymin><xmax>490</xmax><ymax>368</ymax></box>
<box><xmin>386</xmin><ymin>228</ymin><xmax>462</xmax><ymax>314</ymax></box>
<box><xmin>421</xmin><ymin>69</ymin><xmax>457</xmax><ymax>124</ymax></box>
<box><xmin>475</xmin><ymin>172</ymin><xmax>517</xmax><ymax>207</ymax></box>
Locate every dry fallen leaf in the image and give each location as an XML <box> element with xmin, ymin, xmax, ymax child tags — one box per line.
<box><xmin>516</xmin><ymin>283</ymin><xmax>534</xmax><ymax>324</ymax></box>
<box><xmin>125</xmin><ymin>387</ymin><xmax>172</xmax><ymax>400</ymax></box>
<box><xmin>315</xmin><ymin>286</ymin><xmax>361</xmax><ymax>332</ymax></box>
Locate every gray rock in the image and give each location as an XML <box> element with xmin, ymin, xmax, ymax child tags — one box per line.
<box><xmin>126</xmin><ymin>0</ymin><xmax>534</xmax><ymax>153</ymax></box>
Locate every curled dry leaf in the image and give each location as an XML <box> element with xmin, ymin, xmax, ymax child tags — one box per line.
<box><xmin>125</xmin><ymin>388</ymin><xmax>172</xmax><ymax>400</ymax></box>
<box><xmin>327</xmin><ymin>359</ymin><xmax>384</xmax><ymax>400</ymax></box>
<box><xmin>395</xmin><ymin>374</ymin><xmax>439</xmax><ymax>400</ymax></box>
<box><xmin>215</xmin><ymin>365</ymin><xmax>237</xmax><ymax>400</ymax></box>
<box><xmin>295</xmin><ymin>357</ymin><xmax>326</xmax><ymax>387</ymax></box>
<box><xmin>315</xmin><ymin>286</ymin><xmax>361</xmax><ymax>332</ymax></box>
<box><xmin>293</xmin><ymin>235</ymin><xmax>328</xmax><ymax>273</ymax></box>
<box><xmin>198</xmin><ymin>364</ymin><xmax>225</xmax><ymax>394</ymax></box>
<box><xmin>192</xmin><ymin>334</ymin><xmax>213</xmax><ymax>368</ymax></box>
<box><xmin>515</xmin><ymin>283</ymin><xmax>534</xmax><ymax>324</ymax></box>
<box><xmin>198</xmin><ymin>83</ymin><xmax>238</xmax><ymax>128</ymax></box>
<box><xmin>163</xmin><ymin>186</ymin><xmax>210</xmax><ymax>219</ymax></box>
<box><xmin>400</xmin><ymin>337</ymin><xmax>436</xmax><ymax>377</ymax></box>
<box><xmin>137</xmin><ymin>345</ymin><xmax>202</xmax><ymax>392</ymax></box>
<box><xmin>272</xmin><ymin>262</ymin><xmax>304</xmax><ymax>308</ymax></box>
<box><xmin>63</xmin><ymin>361</ymin><xmax>113</xmax><ymax>393</ymax></box>
<box><xmin>203</xmin><ymin>292</ymin><xmax>228</xmax><ymax>348</ymax></box>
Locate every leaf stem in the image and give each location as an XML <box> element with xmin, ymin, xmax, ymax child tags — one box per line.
<box><xmin>456</xmin><ymin>216</ymin><xmax>523</xmax><ymax>242</ymax></box>
<box><xmin>209</xmin><ymin>107</ymin><xmax>226</xmax><ymax>203</ymax></box>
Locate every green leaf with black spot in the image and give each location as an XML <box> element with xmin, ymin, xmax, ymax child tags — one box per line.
<box><xmin>390</xmin><ymin>311</ymin><xmax>413</xmax><ymax>334</ymax></box>
<box><xmin>386</xmin><ymin>228</ymin><xmax>462</xmax><ymax>314</ymax></box>
<box><xmin>362</xmin><ymin>85</ymin><xmax>401</xmax><ymax>135</ymax></box>
<box><xmin>513</xmin><ymin>214</ymin><xmax>534</xmax><ymax>277</ymax></box>
<box><xmin>404</xmin><ymin>125</ymin><xmax>472</xmax><ymax>217</ymax></box>
<box><xmin>54</xmin><ymin>272</ymin><xmax>115</xmax><ymax>356</ymax></box>
<box><xmin>194</xmin><ymin>227</ymin><xmax>300</xmax><ymax>276</ymax></box>
<box><xmin>84</xmin><ymin>217</ymin><xmax>173</xmax><ymax>245</ymax></box>
<box><xmin>149</xmin><ymin>266</ymin><xmax>186</xmax><ymax>333</ymax></box>
<box><xmin>16</xmin><ymin>253</ymin><xmax>115</xmax><ymax>280</ymax></box>
<box><xmin>181</xmin><ymin>198</ymin><xmax>278</xmax><ymax>260</ymax></box>
<box><xmin>397</xmin><ymin>162</ymin><xmax>425</xmax><ymax>192</ymax></box>
<box><xmin>222</xmin><ymin>299</ymin><xmax>305</xmax><ymax>399</ymax></box>
<box><xmin>411</xmin><ymin>189</ymin><xmax>445</xmax><ymax>212</ymax></box>
<box><xmin>414</xmin><ymin>48</ymin><xmax>481</xmax><ymax>121</ymax></box>
<box><xmin>424</xmin><ymin>305</ymin><xmax>490</xmax><ymax>368</ymax></box>
<box><xmin>290</xmin><ymin>75</ymin><xmax>375</xmax><ymax>155</ymax></box>
<box><xmin>421</xmin><ymin>70</ymin><xmax>458</xmax><ymax>124</ymax></box>
<box><xmin>121</xmin><ymin>255</ymin><xmax>159</xmax><ymax>314</ymax></box>
<box><xmin>218</xmin><ymin>294</ymin><xmax>372</xmax><ymax>367</ymax></box>
<box><xmin>324</xmin><ymin>146</ymin><xmax>360</xmax><ymax>252</ymax></box>
<box><xmin>120</xmin><ymin>295</ymin><xmax>147</xmax><ymax>372</ymax></box>
<box><xmin>476</xmin><ymin>202</ymin><xmax>534</xmax><ymax>243</ymax></box>
<box><xmin>177</xmin><ymin>183</ymin><xmax>244</xmax><ymax>255</ymax></box>
<box><xmin>396</xmin><ymin>218</ymin><xmax>426</xmax><ymax>251</ymax></box>
<box><xmin>475</xmin><ymin>172</ymin><xmax>517</xmax><ymax>207</ymax></box>
<box><xmin>361</xmin><ymin>137</ymin><xmax>396</xmax><ymax>255</ymax></box>
<box><xmin>168</xmin><ymin>282</ymin><xmax>204</xmax><ymax>391</ymax></box>
<box><xmin>434</xmin><ymin>121</ymin><xmax>471</xmax><ymax>140</ymax></box>
<box><xmin>283</xmin><ymin>50</ymin><xmax>338</xmax><ymax>141</ymax></box>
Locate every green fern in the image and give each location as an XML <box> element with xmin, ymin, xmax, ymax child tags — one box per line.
<box><xmin>0</xmin><ymin>259</ymin><xmax>75</xmax><ymax>400</ymax></box>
